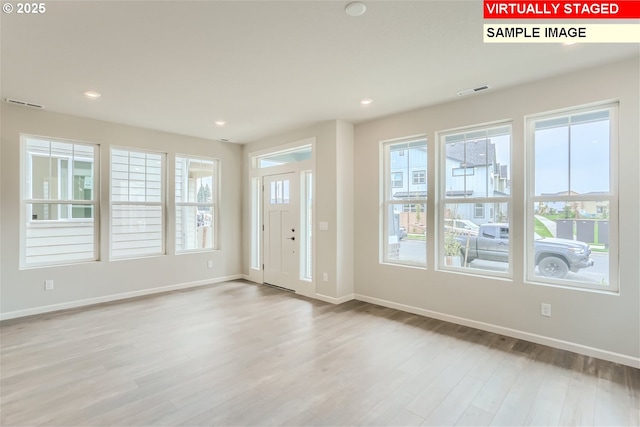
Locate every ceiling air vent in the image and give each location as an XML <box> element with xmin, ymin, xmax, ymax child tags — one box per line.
<box><xmin>5</xmin><ymin>98</ymin><xmax>44</xmax><ymax>109</ymax></box>
<box><xmin>456</xmin><ymin>85</ymin><xmax>490</xmax><ymax>97</ymax></box>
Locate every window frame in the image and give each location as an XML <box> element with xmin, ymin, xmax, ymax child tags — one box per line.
<box><xmin>175</xmin><ymin>155</ymin><xmax>220</xmax><ymax>253</ymax></box>
<box><xmin>391</xmin><ymin>172</ymin><xmax>403</xmax><ymax>188</ymax></box>
<box><xmin>109</xmin><ymin>147</ymin><xmax>166</xmax><ymax>260</ymax></box>
<box><xmin>525</xmin><ymin>102</ymin><xmax>619</xmax><ymax>292</ymax></box>
<box><xmin>474</xmin><ymin>203</ymin><xmax>484</xmax><ymax>218</ymax></box>
<box><xmin>452</xmin><ymin>167</ymin><xmax>475</xmax><ymax>177</ymax></box>
<box><xmin>438</xmin><ymin>122</ymin><xmax>512</xmax><ymax>277</ymax></box>
<box><xmin>381</xmin><ymin>135</ymin><xmax>428</xmax><ymax>268</ymax></box>
<box><xmin>20</xmin><ymin>135</ymin><xmax>100</xmax><ymax>268</ymax></box>
<box><xmin>412</xmin><ymin>169</ymin><xmax>426</xmax><ymax>185</ymax></box>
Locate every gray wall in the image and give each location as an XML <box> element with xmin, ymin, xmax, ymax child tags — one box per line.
<box><xmin>1</xmin><ymin>105</ymin><xmax>243</xmax><ymax>316</ymax></box>
<box><xmin>353</xmin><ymin>57</ymin><xmax>640</xmax><ymax>360</ymax></box>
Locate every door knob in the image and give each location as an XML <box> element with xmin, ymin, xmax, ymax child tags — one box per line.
<box><xmin>286</xmin><ymin>236</ymin><xmax>295</xmax><ymax>241</ymax></box>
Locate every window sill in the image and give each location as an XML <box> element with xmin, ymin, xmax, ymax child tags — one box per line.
<box><xmin>525</xmin><ymin>278</ymin><xmax>619</xmax><ymax>295</ymax></box>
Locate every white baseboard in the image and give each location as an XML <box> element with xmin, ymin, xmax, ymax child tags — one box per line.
<box><xmin>0</xmin><ymin>274</ymin><xmax>244</xmax><ymax>321</ymax></box>
<box><xmin>355</xmin><ymin>294</ymin><xmax>640</xmax><ymax>369</ymax></box>
<box><xmin>242</xmin><ymin>274</ymin><xmax>260</xmax><ymax>283</ymax></box>
<box><xmin>314</xmin><ymin>293</ymin><xmax>355</xmax><ymax>305</ymax></box>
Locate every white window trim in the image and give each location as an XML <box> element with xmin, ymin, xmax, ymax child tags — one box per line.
<box><xmin>109</xmin><ymin>147</ymin><xmax>166</xmax><ymax>260</ymax></box>
<box><xmin>525</xmin><ymin>102</ymin><xmax>619</xmax><ymax>292</ymax></box>
<box><xmin>20</xmin><ymin>135</ymin><xmax>100</xmax><ymax>269</ymax></box>
<box><xmin>437</xmin><ymin>122</ymin><xmax>512</xmax><ymax>277</ymax></box>
<box><xmin>175</xmin><ymin>155</ymin><xmax>220</xmax><ymax>253</ymax></box>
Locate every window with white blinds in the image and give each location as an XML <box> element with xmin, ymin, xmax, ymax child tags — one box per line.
<box><xmin>110</xmin><ymin>148</ymin><xmax>165</xmax><ymax>259</ymax></box>
<box><xmin>21</xmin><ymin>136</ymin><xmax>99</xmax><ymax>268</ymax></box>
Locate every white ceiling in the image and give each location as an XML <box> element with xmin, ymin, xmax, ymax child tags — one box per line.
<box><xmin>2</xmin><ymin>1</ymin><xmax>638</xmax><ymax>143</ymax></box>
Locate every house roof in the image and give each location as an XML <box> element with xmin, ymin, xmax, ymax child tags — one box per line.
<box><xmin>447</xmin><ymin>140</ymin><xmax>496</xmax><ymax>167</ymax></box>
<box><xmin>499</xmin><ymin>165</ymin><xmax>508</xmax><ymax>179</ymax></box>
<box><xmin>445</xmin><ymin>190</ymin><xmax>474</xmax><ymax>197</ymax></box>
<box><xmin>393</xmin><ymin>191</ymin><xmax>427</xmax><ymax>199</ymax></box>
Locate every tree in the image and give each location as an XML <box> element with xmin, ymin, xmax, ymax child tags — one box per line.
<box><xmin>444</xmin><ymin>231</ymin><xmax>462</xmax><ymax>256</ymax></box>
<box><xmin>197</xmin><ymin>184</ymin><xmax>206</xmax><ymax>203</ymax></box>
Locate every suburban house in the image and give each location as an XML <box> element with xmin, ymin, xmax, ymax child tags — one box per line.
<box><xmin>390</xmin><ymin>136</ymin><xmax>510</xmax><ymax>231</ymax></box>
<box><xmin>1</xmin><ymin>1</ymin><xmax>639</xmax><ymax>425</ymax></box>
<box><xmin>539</xmin><ymin>191</ymin><xmax>610</xmax><ymax>218</ymax></box>
<box><xmin>442</xmin><ymin>138</ymin><xmax>510</xmax><ymax>224</ymax></box>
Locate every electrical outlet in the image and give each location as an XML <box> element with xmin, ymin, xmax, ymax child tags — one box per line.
<box><xmin>207</xmin><ymin>261</ymin><xmax>213</xmax><ymax>269</ymax></box>
<box><xmin>323</xmin><ymin>273</ymin><xmax>328</xmax><ymax>282</ymax></box>
<box><xmin>45</xmin><ymin>280</ymin><xmax>54</xmax><ymax>291</ymax></box>
<box><xmin>541</xmin><ymin>303</ymin><xmax>551</xmax><ymax>317</ymax></box>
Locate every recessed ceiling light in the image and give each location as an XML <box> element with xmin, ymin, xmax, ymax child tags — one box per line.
<box><xmin>214</xmin><ymin>120</ymin><xmax>226</xmax><ymax>126</ymax></box>
<box><xmin>83</xmin><ymin>91</ymin><xmax>101</xmax><ymax>99</ymax></box>
<box><xmin>345</xmin><ymin>2</ymin><xmax>367</xmax><ymax>17</ymax></box>
<box><xmin>360</xmin><ymin>98</ymin><xmax>373</xmax><ymax>105</ymax></box>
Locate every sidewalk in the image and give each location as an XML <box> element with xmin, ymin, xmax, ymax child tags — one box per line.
<box><xmin>535</xmin><ymin>215</ymin><xmax>557</xmax><ymax>237</ymax></box>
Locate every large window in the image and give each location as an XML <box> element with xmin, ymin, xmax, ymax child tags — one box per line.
<box><xmin>439</xmin><ymin>124</ymin><xmax>511</xmax><ymax>274</ymax></box>
<box><xmin>21</xmin><ymin>136</ymin><xmax>98</xmax><ymax>267</ymax></box>
<box><xmin>382</xmin><ymin>137</ymin><xmax>427</xmax><ymax>266</ymax></box>
<box><xmin>527</xmin><ymin>104</ymin><xmax>617</xmax><ymax>291</ymax></box>
<box><xmin>110</xmin><ymin>148</ymin><xmax>165</xmax><ymax>259</ymax></box>
<box><xmin>175</xmin><ymin>156</ymin><xmax>218</xmax><ymax>252</ymax></box>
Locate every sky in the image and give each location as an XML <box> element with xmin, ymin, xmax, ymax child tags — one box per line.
<box><xmin>535</xmin><ymin>120</ymin><xmax>610</xmax><ymax>195</ymax></box>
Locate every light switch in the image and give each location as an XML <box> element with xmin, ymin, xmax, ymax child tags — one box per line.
<box><xmin>319</xmin><ymin>221</ymin><xmax>329</xmax><ymax>231</ymax></box>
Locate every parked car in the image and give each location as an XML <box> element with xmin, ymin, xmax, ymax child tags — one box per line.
<box><xmin>455</xmin><ymin>223</ymin><xmax>594</xmax><ymax>278</ymax></box>
<box><xmin>445</xmin><ymin>219</ymin><xmax>479</xmax><ymax>236</ymax></box>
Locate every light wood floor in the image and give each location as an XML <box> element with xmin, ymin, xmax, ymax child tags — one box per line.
<box><xmin>1</xmin><ymin>280</ymin><xmax>639</xmax><ymax>426</ymax></box>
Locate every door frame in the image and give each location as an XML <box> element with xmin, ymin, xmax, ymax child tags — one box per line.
<box><xmin>247</xmin><ymin>138</ymin><xmax>316</xmax><ymax>296</ymax></box>
<box><xmin>263</xmin><ymin>171</ymin><xmax>299</xmax><ymax>291</ymax></box>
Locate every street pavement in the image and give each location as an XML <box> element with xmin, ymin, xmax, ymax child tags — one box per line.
<box><xmin>399</xmin><ymin>239</ymin><xmax>609</xmax><ymax>284</ymax></box>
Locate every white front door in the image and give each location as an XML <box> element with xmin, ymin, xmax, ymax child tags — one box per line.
<box><xmin>263</xmin><ymin>173</ymin><xmax>299</xmax><ymax>291</ymax></box>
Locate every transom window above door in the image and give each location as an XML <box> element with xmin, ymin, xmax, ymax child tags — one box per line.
<box><xmin>256</xmin><ymin>145</ymin><xmax>312</xmax><ymax>169</ymax></box>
